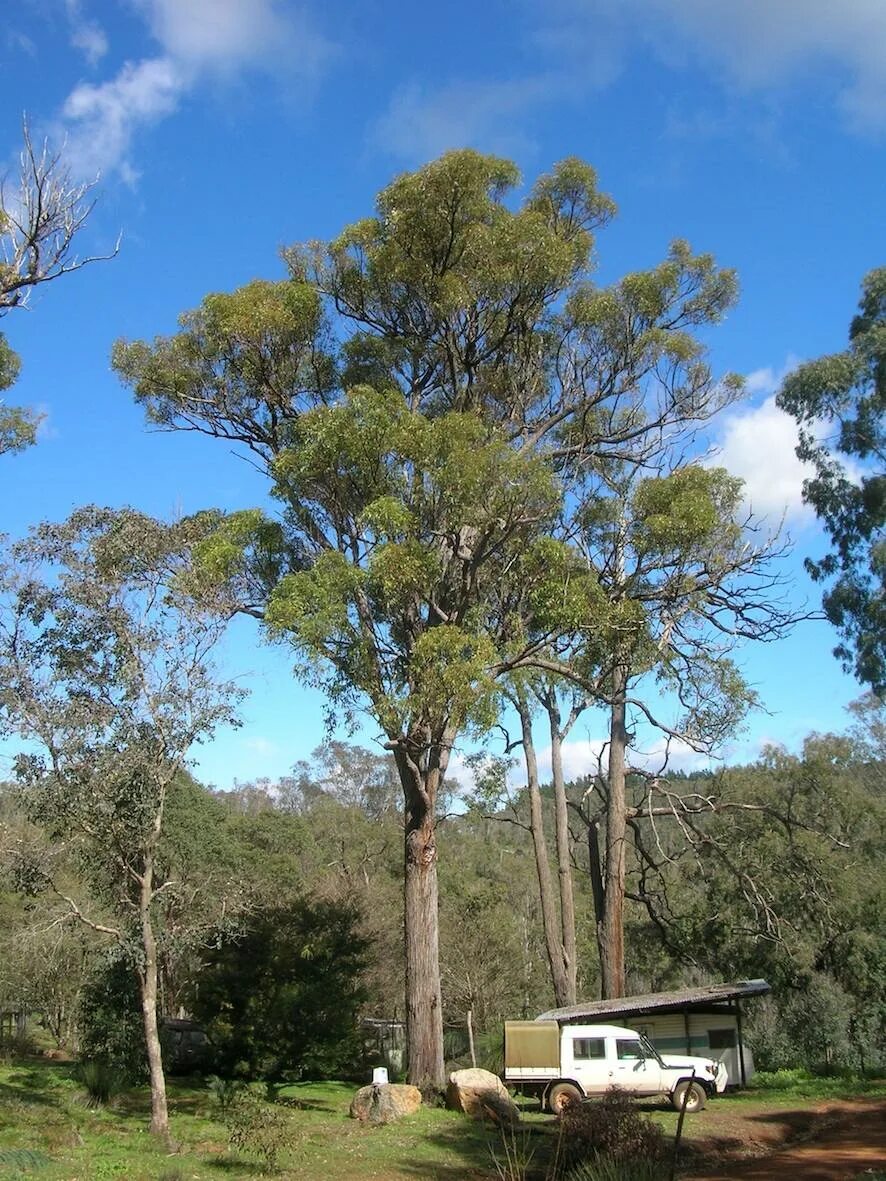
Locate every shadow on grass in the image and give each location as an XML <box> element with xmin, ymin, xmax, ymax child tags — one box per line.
<box><xmin>275</xmin><ymin>1096</ymin><xmax>339</xmax><ymax>1112</ymax></box>
<box><xmin>205</xmin><ymin>1154</ymin><xmax>278</xmax><ymax>1175</ymax></box>
<box><xmin>0</xmin><ymin>1077</ymin><xmax>63</xmax><ymax>1109</ymax></box>
<box><xmin>391</xmin><ymin>1119</ymin><xmax>557</xmax><ymax>1181</ymax></box>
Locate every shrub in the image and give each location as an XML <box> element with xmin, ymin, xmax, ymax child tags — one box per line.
<box><xmin>74</xmin><ymin>1059</ymin><xmax>126</xmax><ymax>1107</ymax></box>
<box><xmin>0</xmin><ymin>1030</ymin><xmax>38</xmax><ymax>1062</ymax></box>
<box><xmin>488</xmin><ymin>1120</ymin><xmax>535</xmax><ymax>1181</ymax></box>
<box><xmin>554</xmin><ymin>1089</ymin><xmax>666</xmax><ymax>1175</ymax></box>
<box><xmin>192</xmin><ymin>897</ymin><xmax>368</xmax><ymax>1080</ymax></box>
<box><xmin>206</xmin><ymin>1074</ymin><xmax>246</xmax><ymax>1116</ymax></box>
<box><xmin>224</xmin><ymin>1085</ymin><xmax>293</xmax><ymax>1170</ymax></box>
<box><xmin>77</xmin><ymin>949</ymin><xmax>146</xmax><ymax>1083</ymax></box>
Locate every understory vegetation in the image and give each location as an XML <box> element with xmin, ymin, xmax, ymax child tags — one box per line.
<box><xmin>1</xmin><ymin>714</ymin><xmax>884</xmax><ymax>1087</ymax></box>
<box><xmin>0</xmin><ymin>1056</ymin><xmax>882</xmax><ymax>1180</ymax></box>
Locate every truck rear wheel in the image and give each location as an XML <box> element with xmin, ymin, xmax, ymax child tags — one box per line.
<box><xmin>547</xmin><ymin>1082</ymin><xmax>582</xmax><ymax>1114</ymax></box>
<box><xmin>671</xmin><ymin>1080</ymin><xmax>706</xmax><ymax>1113</ymax></box>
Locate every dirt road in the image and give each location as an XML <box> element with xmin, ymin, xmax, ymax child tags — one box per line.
<box><xmin>684</xmin><ymin>1096</ymin><xmax>886</xmax><ymax>1180</ymax></box>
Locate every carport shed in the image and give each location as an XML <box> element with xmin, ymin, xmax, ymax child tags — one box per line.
<box><xmin>537</xmin><ymin>979</ymin><xmax>770</xmax><ymax>1087</ymax></box>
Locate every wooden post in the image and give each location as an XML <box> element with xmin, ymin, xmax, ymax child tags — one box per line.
<box><xmin>669</xmin><ymin>1068</ymin><xmax>695</xmax><ymax>1181</ymax></box>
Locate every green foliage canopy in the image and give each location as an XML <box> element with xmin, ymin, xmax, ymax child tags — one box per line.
<box><xmin>191</xmin><ymin>897</ymin><xmax>369</xmax><ymax>1080</ymax></box>
<box><xmin>778</xmin><ymin>267</ymin><xmax>886</xmax><ymax>692</ymax></box>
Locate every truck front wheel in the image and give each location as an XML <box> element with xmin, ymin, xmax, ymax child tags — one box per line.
<box><xmin>547</xmin><ymin>1082</ymin><xmax>582</xmax><ymax>1114</ymax></box>
<box><xmin>671</xmin><ymin>1081</ymin><xmax>706</xmax><ymax>1113</ymax></box>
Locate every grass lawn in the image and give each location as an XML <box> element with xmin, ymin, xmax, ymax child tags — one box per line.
<box><xmin>0</xmin><ymin>1059</ymin><xmax>883</xmax><ymax>1180</ymax></box>
<box><xmin>0</xmin><ymin>1059</ymin><xmax>513</xmax><ymax>1180</ymax></box>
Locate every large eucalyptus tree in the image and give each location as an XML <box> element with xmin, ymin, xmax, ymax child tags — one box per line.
<box><xmin>113</xmin><ymin>150</ymin><xmax>744</xmax><ymax>1084</ymax></box>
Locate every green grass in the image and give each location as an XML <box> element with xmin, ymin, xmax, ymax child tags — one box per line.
<box><xmin>0</xmin><ymin>1059</ymin><xmax>881</xmax><ymax>1181</ymax></box>
<box><xmin>0</xmin><ymin>1059</ymin><xmax>515</xmax><ymax>1180</ymax></box>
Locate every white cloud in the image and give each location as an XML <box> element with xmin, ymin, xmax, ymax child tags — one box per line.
<box><xmin>136</xmin><ymin>0</ymin><xmax>330</xmax><ymax>78</ymax></box>
<box><xmin>65</xmin><ymin>0</ymin><xmax>108</xmax><ymax>66</ymax></box>
<box><xmin>709</xmin><ymin>390</ymin><xmax>816</xmax><ymax>525</ymax></box>
<box><xmin>644</xmin><ymin>0</ymin><xmax>886</xmax><ymax>132</ymax></box>
<box><xmin>536</xmin><ymin>734</ymin><xmax>711</xmax><ymax>782</ymax></box>
<box><xmin>56</xmin><ymin>0</ymin><xmax>333</xmax><ymax>180</ymax></box>
<box><xmin>372</xmin><ymin>77</ymin><xmax>551</xmax><ymax>162</ymax></box>
<box><xmin>62</xmin><ymin>57</ymin><xmax>183</xmax><ymax>182</ymax></box>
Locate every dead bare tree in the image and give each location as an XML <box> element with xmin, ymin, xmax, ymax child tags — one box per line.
<box><xmin>0</xmin><ymin>120</ymin><xmax>118</xmax><ymax>454</ymax></box>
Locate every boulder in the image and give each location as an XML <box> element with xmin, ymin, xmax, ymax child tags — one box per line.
<box><xmin>446</xmin><ymin>1068</ymin><xmax>520</xmax><ymax>1125</ymax></box>
<box><xmin>349</xmin><ymin>1082</ymin><xmax>422</xmax><ymax>1124</ymax></box>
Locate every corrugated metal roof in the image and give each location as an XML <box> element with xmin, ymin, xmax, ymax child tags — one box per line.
<box><xmin>536</xmin><ymin>979</ymin><xmax>770</xmax><ymax>1023</ymax></box>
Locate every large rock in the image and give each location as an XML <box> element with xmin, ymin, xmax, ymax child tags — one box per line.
<box><xmin>446</xmin><ymin>1068</ymin><xmax>520</xmax><ymax>1125</ymax></box>
<box><xmin>349</xmin><ymin>1083</ymin><xmax>422</xmax><ymax>1124</ymax></box>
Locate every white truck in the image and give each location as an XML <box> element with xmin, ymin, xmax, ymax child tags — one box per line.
<box><xmin>504</xmin><ymin>1021</ymin><xmax>728</xmax><ymax>1113</ymax></box>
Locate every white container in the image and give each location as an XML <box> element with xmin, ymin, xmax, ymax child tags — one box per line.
<box><xmin>372</xmin><ymin>1066</ymin><xmax>389</xmax><ymax>1086</ymax></box>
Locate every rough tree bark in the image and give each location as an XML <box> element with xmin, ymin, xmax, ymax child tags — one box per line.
<box><xmin>393</xmin><ymin>730</ymin><xmax>454</xmax><ymax>1088</ymax></box>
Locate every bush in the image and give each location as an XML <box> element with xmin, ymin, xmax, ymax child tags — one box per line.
<box><xmin>0</xmin><ymin>1030</ymin><xmax>38</xmax><ymax>1062</ymax></box>
<box><xmin>224</xmin><ymin>1085</ymin><xmax>293</xmax><ymax>1170</ymax></box>
<box><xmin>554</xmin><ymin>1089</ymin><xmax>666</xmax><ymax>1175</ymax></box>
<box><xmin>206</xmin><ymin>1074</ymin><xmax>246</xmax><ymax>1115</ymax></box>
<box><xmin>74</xmin><ymin>1059</ymin><xmax>126</xmax><ymax>1106</ymax></box>
<box><xmin>77</xmin><ymin>949</ymin><xmax>146</xmax><ymax>1083</ymax></box>
<box><xmin>191</xmin><ymin>897</ymin><xmax>369</xmax><ymax>1080</ymax></box>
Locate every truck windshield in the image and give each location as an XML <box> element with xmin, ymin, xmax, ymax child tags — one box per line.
<box><xmin>638</xmin><ymin>1033</ymin><xmax>664</xmax><ymax>1065</ymax></box>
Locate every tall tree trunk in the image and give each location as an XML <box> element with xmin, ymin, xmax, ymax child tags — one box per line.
<box><xmin>598</xmin><ymin>662</ymin><xmax>628</xmax><ymax>998</ymax></box>
<box><xmin>517</xmin><ymin>695</ymin><xmax>571</xmax><ymax>1007</ymax></box>
<box><xmin>394</xmin><ymin>729</ymin><xmax>452</xmax><ymax>1089</ymax></box>
<box><xmin>549</xmin><ymin>715</ymin><xmax>578</xmax><ymax>1006</ymax></box>
<box><xmin>139</xmin><ymin>858</ymin><xmax>171</xmax><ymax>1144</ymax></box>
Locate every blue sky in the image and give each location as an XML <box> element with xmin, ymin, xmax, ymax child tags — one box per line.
<box><xmin>1</xmin><ymin>0</ymin><xmax>883</xmax><ymax>790</ymax></box>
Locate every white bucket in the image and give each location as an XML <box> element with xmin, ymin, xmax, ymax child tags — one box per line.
<box><xmin>372</xmin><ymin>1066</ymin><xmax>389</xmax><ymax>1086</ymax></box>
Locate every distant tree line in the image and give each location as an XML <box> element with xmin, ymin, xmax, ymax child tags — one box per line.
<box><xmin>1</xmin><ymin>711</ymin><xmax>883</xmax><ymax>1084</ymax></box>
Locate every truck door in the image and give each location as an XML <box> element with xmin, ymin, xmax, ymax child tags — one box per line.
<box><xmin>612</xmin><ymin>1036</ymin><xmax>662</xmax><ymax>1096</ymax></box>
<box><xmin>567</xmin><ymin>1035</ymin><xmax>610</xmax><ymax>1094</ymax></box>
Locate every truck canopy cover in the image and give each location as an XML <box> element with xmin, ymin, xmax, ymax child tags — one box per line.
<box><xmin>504</xmin><ymin>1021</ymin><xmax>559</xmax><ymax>1071</ymax></box>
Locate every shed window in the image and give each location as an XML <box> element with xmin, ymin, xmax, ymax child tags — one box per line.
<box><xmin>573</xmin><ymin>1037</ymin><xmax>605</xmax><ymax>1060</ymax></box>
<box><xmin>708</xmin><ymin>1028</ymin><xmax>736</xmax><ymax>1050</ymax></box>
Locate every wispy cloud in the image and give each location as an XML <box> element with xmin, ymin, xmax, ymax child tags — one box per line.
<box><xmin>642</xmin><ymin>0</ymin><xmax>886</xmax><ymax>134</ymax></box>
<box><xmin>374</xmin><ymin>0</ymin><xmax>886</xmax><ymax>162</ymax></box>
<box><xmin>62</xmin><ymin>58</ymin><xmax>182</xmax><ymax>185</ymax></box>
<box><xmin>243</xmin><ymin>735</ymin><xmax>280</xmax><ymax>758</ymax></box>
<box><xmin>372</xmin><ymin>77</ymin><xmax>552</xmax><ymax>162</ymax></box>
<box><xmin>55</xmin><ymin>0</ymin><xmax>334</xmax><ymax>181</ymax></box>
<box><xmin>135</xmin><ymin>0</ymin><xmax>331</xmax><ymax>77</ymax></box>
<box><xmin>65</xmin><ymin>0</ymin><xmax>108</xmax><ymax>66</ymax></box>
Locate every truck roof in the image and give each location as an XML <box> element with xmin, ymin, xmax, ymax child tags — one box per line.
<box><xmin>556</xmin><ymin>1024</ymin><xmax>645</xmax><ymax>1038</ymax></box>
